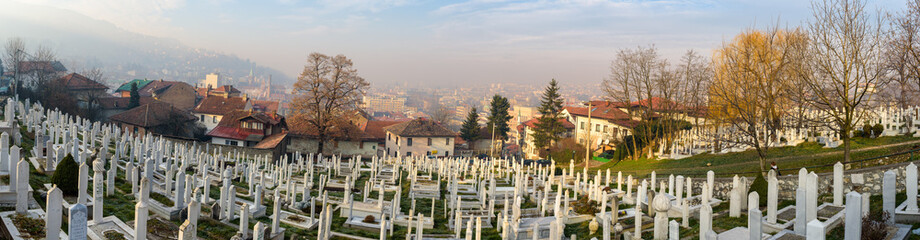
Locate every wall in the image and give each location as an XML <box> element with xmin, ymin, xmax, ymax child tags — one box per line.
<box><xmin>384</xmin><ymin>133</ymin><xmax>454</xmax><ymax>157</ymax></box>
<box><xmin>287</xmin><ymin>135</ymin><xmax>378</xmax><ymax>158</ymax></box>
<box><xmin>211</xmin><ymin>137</ymin><xmax>245</xmax><ymax>147</ymax></box>
<box><xmin>196</xmin><ymin>113</ymin><xmax>222</xmax><ymax>132</ymax></box>
<box><xmin>157</xmin><ymin>83</ymin><xmax>197</xmax><ymax>110</ymax></box>
<box><xmin>164</xmin><ymin>135</ymin><xmax>273</xmax><ymax>159</ymax></box>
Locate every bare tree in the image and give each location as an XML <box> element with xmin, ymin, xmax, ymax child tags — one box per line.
<box><xmin>81</xmin><ymin>67</ymin><xmax>107</xmax><ymax>86</ymax></box>
<box><xmin>430</xmin><ymin>104</ymin><xmax>455</xmax><ymax>126</ymax></box>
<box><xmin>885</xmin><ymin>0</ymin><xmax>920</xmax><ymax>107</ymax></box>
<box><xmin>602</xmin><ymin>46</ymin><xmax>669</xmax><ymax>159</ymax></box>
<box><xmin>799</xmin><ymin>0</ymin><xmax>886</xmax><ymax>162</ymax></box>
<box><xmin>291</xmin><ymin>53</ymin><xmax>370</xmax><ymax>154</ymax></box>
<box><xmin>4</xmin><ymin>38</ymin><xmax>26</xmax><ymax>96</ymax></box>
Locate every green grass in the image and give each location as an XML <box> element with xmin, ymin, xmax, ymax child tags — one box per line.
<box><xmin>596</xmin><ymin>136</ymin><xmax>920</xmax><ymax>177</ymax></box>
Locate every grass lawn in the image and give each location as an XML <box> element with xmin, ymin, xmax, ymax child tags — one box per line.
<box><xmin>594</xmin><ymin>136</ymin><xmax>920</xmax><ymax>178</ymax></box>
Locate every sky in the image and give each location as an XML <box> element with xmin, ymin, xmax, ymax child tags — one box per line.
<box><xmin>11</xmin><ymin>0</ymin><xmax>908</xmax><ymax>87</ymax></box>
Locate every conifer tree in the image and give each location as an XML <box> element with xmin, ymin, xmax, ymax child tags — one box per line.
<box><xmin>533</xmin><ymin>79</ymin><xmax>565</xmax><ymax>153</ymax></box>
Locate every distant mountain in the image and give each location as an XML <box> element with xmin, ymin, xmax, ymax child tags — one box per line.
<box><xmin>0</xmin><ymin>1</ymin><xmax>292</xmax><ymax>87</ymax></box>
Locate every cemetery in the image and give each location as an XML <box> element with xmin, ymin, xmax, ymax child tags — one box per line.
<box><xmin>0</xmin><ymin>96</ymin><xmax>919</xmax><ymax>240</ymax></box>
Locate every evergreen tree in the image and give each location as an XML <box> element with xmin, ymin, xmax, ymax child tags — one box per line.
<box><xmin>460</xmin><ymin>108</ymin><xmax>481</xmax><ymax>143</ymax></box>
<box><xmin>487</xmin><ymin>95</ymin><xmax>513</xmax><ymax>140</ymax></box>
<box><xmin>533</xmin><ymin>79</ymin><xmax>565</xmax><ymax>153</ymax></box>
<box><xmin>128</xmin><ymin>82</ymin><xmax>140</xmax><ymax>108</ymax></box>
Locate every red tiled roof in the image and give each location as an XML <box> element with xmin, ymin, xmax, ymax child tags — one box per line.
<box><xmin>217</xmin><ymin>110</ymin><xmax>285</xmax><ymax>127</ymax></box>
<box><xmin>19</xmin><ymin>61</ymin><xmax>66</xmax><ymax>73</ymax></box>
<box><xmin>252</xmin><ymin>100</ymin><xmax>279</xmax><ymax>112</ymax></box>
<box><xmin>523</xmin><ymin>118</ymin><xmax>575</xmax><ymax>129</ymax></box>
<box><xmin>383</xmin><ymin>118</ymin><xmax>455</xmax><ymax>137</ymax></box>
<box><xmin>139</xmin><ymin>80</ymin><xmax>188</xmax><ymax>96</ymax></box>
<box><xmin>564</xmin><ymin>103</ymin><xmax>631</xmax><ymax>121</ymax></box>
<box><xmin>194</xmin><ymin>96</ymin><xmax>249</xmax><ymax>115</ymax></box>
<box><xmin>207</xmin><ymin>126</ymin><xmax>264</xmax><ymax>141</ymax></box>
<box><xmin>109</xmin><ymin>101</ymin><xmax>195</xmax><ymax>127</ymax></box>
<box><xmin>362</xmin><ymin>120</ymin><xmax>405</xmax><ymax>140</ymax></box>
<box><xmin>196</xmin><ymin>85</ymin><xmax>241</xmax><ymax>97</ymax></box>
<box><xmin>55</xmin><ymin>73</ymin><xmax>108</xmax><ymax>90</ymax></box>
<box><xmin>253</xmin><ymin>132</ymin><xmax>288</xmax><ymax>149</ymax></box>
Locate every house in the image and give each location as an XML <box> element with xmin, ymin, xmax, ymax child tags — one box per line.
<box><xmin>563</xmin><ymin>101</ymin><xmax>639</xmax><ymax>149</ymax></box>
<box><xmin>97</xmin><ymin>96</ymin><xmax>154</xmax><ymax>121</ymax></box>
<box><xmin>193</xmin><ymin>96</ymin><xmax>252</xmax><ymax>132</ymax></box>
<box><xmin>108</xmin><ymin>101</ymin><xmax>197</xmax><ymax>138</ymax></box>
<box><xmin>17</xmin><ymin>61</ymin><xmax>67</xmax><ymax>89</ymax></box>
<box><xmin>518</xmin><ymin>118</ymin><xmax>576</xmax><ymax>159</ymax></box>
<box><xmin>285</xmin><ymin>117</ymin><xmax>400</xmax><ymax>158</ymax></box>
<box><xmin>383</xmin><ymin>118</ymin><xmax>456</xmax><ymax>158</ymax></box>
<box><xmin>207</xmin><ymin>110</ymin><xmax>287</xmax><ymax>147</ymax></box>
<box><xmin>112</xmin><ymin>79</ymin><xmax>197</xmax><ymax>110</ymax></box>
<box><xmin>252</xmin><ymin>99</ymin><xmax>280</xmax><ymax>113</ymax></box>
<box><xmin>138</xmin><ymin>80</ymin><xmax>198</xmax><ymax>110</ymax></box>
<box><xmin>196</xmin><ymin>85</ymin><xmax>242</xmax><ymax>98</ymax></box>
<box><xmin>113</xmin><ymin>79</ymin><xmax>154</xmax><ymax>97</ymax></box>
<box><xmin>53</xmin><ymin>73</ymin><xmax>109</xmax><ymax>104</ymax></box>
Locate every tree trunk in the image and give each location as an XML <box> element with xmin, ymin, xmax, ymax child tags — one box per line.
<box><xmin>843</xmin><ymin>135</ymin><xmax>851</xmax><ymax>163</ymax></box>
<box><xmin>317</xmin><ymin>134</ymin><xmax>325</xmax><ymax>156</ymax></box>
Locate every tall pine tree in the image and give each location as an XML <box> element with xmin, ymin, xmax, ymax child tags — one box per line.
<box><xmin>532</xmin><ymin>79</ymin><xmax>565</xmax><ymax>154</ymax></box>
<box><xmin>487</xmin><ymin>95</ymin><xmax>513</xmax><ymax>140</ymax></box>
<box><xmin>460</xmin><ymin>108</ymin><xmax>480</xmax><ymax>143</ymax></box>
<box><xmin>128</xmin><ymin>82</ymin><xmax>140</xmax><ymax>108</ymax></box>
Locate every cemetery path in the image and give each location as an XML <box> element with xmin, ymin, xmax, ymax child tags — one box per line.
<box><xmin>661</xmin><ymin>138</ymin><xmax>920</xmax><ymax>172</ymax></box>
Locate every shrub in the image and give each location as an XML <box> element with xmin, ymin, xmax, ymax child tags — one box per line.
<box><xmin>872</xmin><ymin>124</ymin><xmax>884</xmax><ymax>137</ymax></box>
<box><xmin>862</xmin><ymin>210</ymin><xmax>890</xmax><ymax>239</ymax></box>
<box><xmin>51</xmin><ymin>154</ymin><xmax>79</xmax><ymax>196</ymax></box>
<box><xmin>11</xmin><ymin>213</ymin><xmax>44</xmax><ymax>239</ymax></box>
<box><xmin>571</xmin><ymin>197</ymin><xmax>599</xmax><ymax>215</ymax></box>
<box><xmin>749</xmin><ymin>174</ymin><xmax>768</xmax><ymax>207</ymax></box>
<box><xmin>363</xmin><ymin>215</ymin><xmax>376</xmax><ymax>223</ymax></box>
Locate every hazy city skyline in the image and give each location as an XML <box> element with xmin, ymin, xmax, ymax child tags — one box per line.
<box><xmin>5</xmin><ymin>0</ymin><xmax>906</xmax><ymax>87</ymax></box>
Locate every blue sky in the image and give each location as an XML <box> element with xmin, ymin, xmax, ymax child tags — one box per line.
<box><xmin>14</xmin><ymin>0</ymin><xmax>907</xmax><ymax>87</ymax></box>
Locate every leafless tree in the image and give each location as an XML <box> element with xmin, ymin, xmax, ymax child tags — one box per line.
<box><xmin>602</xmin><ymin>45</ymin><xmax>669</xmax><ymax>159</ymax></box>
<box><xmin>884</xmin><ymin>0</ymin><xmax>920</xmax><ymax>108</ymax></box>
<box><xmin>291</xmin><ymin>53</ymin><xmax>370</xmax><ymax>154</ymax></box>
<box><xmin>430</xmin><ymin>104</ymin><xmax>455</xmax><ymax>126</ymax></box>
<box><xmin>799</xmin><ymin>0</ymin><xmax>886</xmax><ymax>162</ymax></box>
<box><xmin>4</xmin><ymin>38</ymin><xmax>26</xmax><ymax>95</ymax></box>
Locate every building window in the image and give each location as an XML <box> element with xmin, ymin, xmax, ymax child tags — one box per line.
<box><xmin>213</xmin><ymin>116</ymin><xmax>218</xmax><ymax>123</ymax></box>
<box><xmin>446</xmin><ymin>138</ymin><xmax>450</xmax><ymax>145</ymax></box>
<box><xmin>603</xmin><ymin>125</ymin><xmax>608</xmax><ymax>133</ymax></box>
<box><xmin>408</xmin><ymin>138</ymin><xmax>413</xmax><ymax>146</ymax></box>
<box><xmin>406</xmin><ymin>152</ymin><xmax>412</xmax><ymax>157</ymax></box>
<box><xmin>360</xmin><ymin>141</ymin><xmax>365</xmax><ymax>149</ymax></box>
<box><xmin>427</xmin><ymin>138</ymin><xmax>432</xmax><ymax>146</ymax></box>
<box><xmin>199</xmin><ymin>115</ymin><xmax>204</xmax><ymax>121</ymax></box>
<box><xmin>595</xmin><ymin>124</ymin><xmax>601</xmax><ymax>132</ymax></box>
<box><xmin>580</xmin><ymin>122</ymin><xmax>585</xmax><ymax>130</ymax></box>
<box><xmin>445</xmin><ymin>151</ymin><xmax>449</xmax><ymax>156</ymax></box>
<box><xmin>426</xmin><ymin>151</ymin><xmax>431</xmax><ymax>156</ymax></box>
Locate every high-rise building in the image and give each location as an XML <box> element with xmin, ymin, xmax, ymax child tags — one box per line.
<box><xmin>202</xmin><ymin>73</ymin><xmax>220</xmax><ymax>88</ymax></box>
<box><xmin>363</xmin><ymin>95</ymin><xmax>409</xmax><ymax>112</ymax></box>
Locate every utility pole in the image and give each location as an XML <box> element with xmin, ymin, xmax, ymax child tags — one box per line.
<box><xmin>490</xmin><ymin>121</ymin><xmax>496</xmax><ymax>158</ymax></box>
<box><xmin>585</xmin><ymin>101</ymin><xmax>592</xmax><ymax>166</ymax></box>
